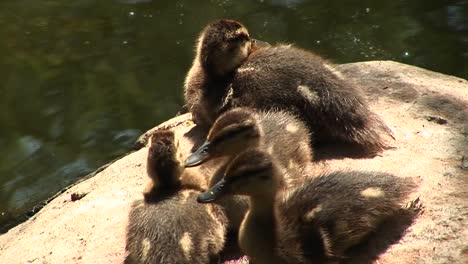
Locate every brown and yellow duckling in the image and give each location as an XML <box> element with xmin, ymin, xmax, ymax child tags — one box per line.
<box><xmin>125</xmin><ymin>130</ymin><xmax>227</xmax><ymax>264</ymax></box>
<box><xmin>184</xmin><ymin>19</ymin><xmax>253</xmax><ymax>126</ymax></box>
<box><xmin>143</xmin><ymin>130</ymin><xmax>206</xmax><ymax>201</ymax></box>
<box><xmin>198</xmin><ymin>149</ymin><xmax>417</xmax><ymax>264</ymax></box>
<box><xmin>184</xmin><ymin>19</ymin><xmax>393</xmax><ymax>151</ymax></box>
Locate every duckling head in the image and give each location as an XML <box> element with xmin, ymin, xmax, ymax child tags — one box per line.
<box><xmin>196</xmin><ymin>19</ymin><xmax>252</xmax><ymax>76</ymax></box>
<box><xmin>147</xmin><ymin>130</ymin><xmax>184</xmax><ymax>185</ymax></box>
<box><xmin>197</xmin><ymin>149</ymin><xmax>280</xmax><ymax>203</ymax></box>
<box><xmin>185</xmin><ymin>108</ymin><xmax>261</xmax><ymax>167</ymax></box>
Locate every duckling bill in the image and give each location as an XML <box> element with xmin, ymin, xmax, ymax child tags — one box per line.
<box><xmin>197</xmin><ymin>178</ymin><xmax>227</xmax><ymax>203</ymax></box>
<box><xmin>185</xmin><ymin>140</ymin><xmax>211</xmax><ymax>167</ymax></box>
<box><xmin>184</xmin><ymin>19</ymin><xmax>393</xmax><ymax>151</ymax></box>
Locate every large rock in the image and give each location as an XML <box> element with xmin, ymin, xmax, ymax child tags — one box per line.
<box><xmin>0</xmin><ymin>61</ymin><xmax>466</xmax><ymax>264</ymax></box>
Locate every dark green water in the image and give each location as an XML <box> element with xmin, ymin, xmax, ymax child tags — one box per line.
<box><xmin>0</xmin><ymin>0</ymin><xmax>466</xmax><ymax>231</ymax></box>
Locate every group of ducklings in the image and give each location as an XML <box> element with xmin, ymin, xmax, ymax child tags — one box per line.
<box><xmin>125</xmin><ymin>19</ymin><xmax>419</xmax><ymax>264</ymax></box>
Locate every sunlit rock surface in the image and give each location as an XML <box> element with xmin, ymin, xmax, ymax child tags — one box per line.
<box><xmin>0</xmin><ymin>61</ymin><xmax>466</xmax><ymax>264</ymax></box>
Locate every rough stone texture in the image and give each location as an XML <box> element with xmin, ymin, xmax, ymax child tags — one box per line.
<box><xmin>0</xmin><ymin>61</ymin><xmax>467</xmax><ymax>263</ymax></box>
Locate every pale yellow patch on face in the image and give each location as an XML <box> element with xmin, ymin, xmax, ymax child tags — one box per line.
<box><xmin>361</xmin><ymin>187</ymin><xmax>385</xmax><ymax>198</ymax></box>
<box><xmin>285</xmin><ymin>123</ymin><xmax>299</xmax><ymax>133</ymax></box>
<box><xmin>304</xmin><ymin>204</ymin><xmax>323</xmax><ymax>221</ymax></box>
<box><xmin>297</xmin><ymin>85</ymin><xmax>319</xmax><ymax>103</ymax></box>
<box><xmin>219</xmin><ymin>40</ymin><xmax>251</xmax><ymax>74</ymax></box>
<box><xmin>141</xmin><ymin>238</ymin><xmax>151</xmax><ymax>260</ymax></box>
<box><xmin>237</xmin><ymin>41</ymin><xmax>251</xmax><ymax>61</ymax></box>
<box><xmin>179</xmin><ymin>232</ymin><xmax>193</xmax><ymax>259</ymax></box>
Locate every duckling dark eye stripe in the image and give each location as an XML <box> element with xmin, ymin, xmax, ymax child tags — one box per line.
<box><xmin>212</xmin><ymin>125</ymin><xmax>252</xmax><ymax>145</ymax></box>
<box><xmin>229</xmin><ymin>167</ymin><xmax>268</xmax><ymax>182</ymax></box>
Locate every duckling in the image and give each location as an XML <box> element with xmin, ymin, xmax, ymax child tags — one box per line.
<box><xmin>125</xmin><ymin>130</ymin><xmax>227</xmax><ymax>264</ymax></box>
<box><xmin>198</xmin><ymin>149</ymin><xmax>416</xmax><ymax>264</ymax></box>
<box><xmin>184</xmin><ymin>107</ymin><xmax>313</xmax><ymax>176</ymax></box>
<box><xmin>184</xmin><ymin>19</ymin><xmax>251</xmax><ymax>126</ymax></box>
<box><xmin>184</xmin><ymin>19</ymin><xmax>393</xmax><ymax>150</ymax></box>
<box><xmin>142</xmin><ymin>130</ymin><xmax>206</xmax><ymax>200</ymax></box>
<box><xmin>142</xmin><ymin>130</ymin><xmax>183</xmax><ymax>200</ymax></box>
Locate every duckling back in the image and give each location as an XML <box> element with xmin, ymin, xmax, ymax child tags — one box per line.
<box><xmin>229</xmin><ymin>45</ymin><xmax>392</xmax><ymax>150</ymax></box>
<box><xmin>278</xmin><ymin>171</ymin><xmax>416</xmax><ymax>262</ymax></box>
<box><xmin>256</xmin><ymin>110</ymin><xmax>313</xmax><ymax>174</ymax></box>
<box><xmin>125</xmin><ymin>189</ymin><xmax>228</xmax><ymax>264</ymax></box>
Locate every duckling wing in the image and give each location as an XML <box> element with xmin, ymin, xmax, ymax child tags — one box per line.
<box><xmin>277</xmin><ymin>171</ymin><xmax>416</xmax><ymax>260</ymax></box>
<box><xmin>231</xmin><ymin>45</ymin><xmax>393</xmax><ymax>149</ymax></box>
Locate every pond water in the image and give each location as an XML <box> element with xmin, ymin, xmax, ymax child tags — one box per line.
<box><xmin>0</xmin><ymin>0</ymin><xmax>466</xmax><ymax>232</ymax></box>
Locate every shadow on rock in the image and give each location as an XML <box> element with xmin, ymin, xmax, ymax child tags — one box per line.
<box><xmin>313</xmin><ymin>142</ymin><xmax>392</xmax><ymax>161</ymax></box>
<box><xmin>419</xmin><ymin>92</ymin><xmax>468</xmax><ymax>125</ymax></box>
<box><xmin>344</xmin><ymin>206</ymin><xmax>422</xmax><ymax>264</ymax></box>
<box><xmin>184</xmin><ymin>125</ymin><xmax>209</xmax><ymax>152</ymax></box>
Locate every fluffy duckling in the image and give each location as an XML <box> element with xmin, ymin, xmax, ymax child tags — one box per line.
<box><xmin>143</xmin><ymin>130</ymin><xmax>207</xmax><ymax>200</ymax></box>
<box><xmin>143</xmin><ymin>130</ymin><xmax>184</xmax><ymax>200</ymax></box>
<box><xmin>184</xmin><ymin>19</ymin><xmax>252</xmax><ymax>126</ymax></box>
<box><xmin>125</xmin><ymin>130</ymin><xmax>227</xmax><ymax>264</ymax></box>
<box><xmin>184</xmin><ymin>107</ymin><xmax>313</xmax><ymax>176</ymax></box>
<box><xmin>184</xmin><ymin>19</ymin><xmax>393</xmax><ymax>150</ymax></box>
<box><xmin>198</xmin><ymin>149</ymin><xmax>416</xmax><ymax>264</ymax></box>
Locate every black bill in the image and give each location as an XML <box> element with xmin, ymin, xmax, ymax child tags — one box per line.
<box><xmin>197</xmin><ymin>179</ymin><xmax>228</xmax><ymax>203</ymax></box>
<box><xmin>184</xmin><ymin>141</ymin><xmax>211</xmax><ymax>167</ymax></box>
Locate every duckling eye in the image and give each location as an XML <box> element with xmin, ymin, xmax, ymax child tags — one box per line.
<box><xmin>200</xmin><ymin>146</ymin><xmax>209</xmax><ymax>154</ymax></box>
<box><xmin>259</xmin><ymin>175</ymin><xmax>269</xmax><ymax>181</ymax></box>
